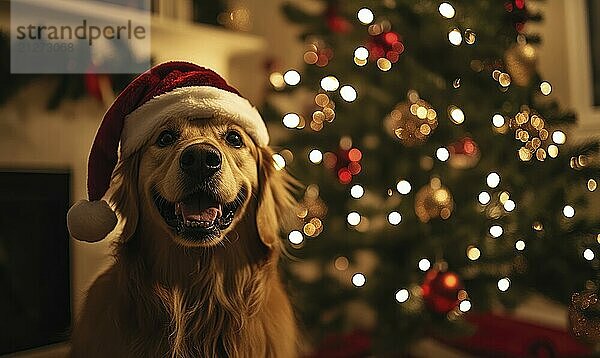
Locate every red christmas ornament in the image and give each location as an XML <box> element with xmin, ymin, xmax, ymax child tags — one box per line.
<box><xmin>421</xmin><ymin>269</ymin><xmax>463</xmax><ymax>314</ymax></box>
<box><xmin>448</xmin><ymin>136</ymin><xmax>481</xmax><ymax>169</ymax></box>
<box><xmin>366</xmin><ymin>31</ymin><xmax>404</xmax><ymax>63</ymax></box>
<box><xmin>330</xmin><ymin>147</ymin><xmax>363</xmax><ymax>185</ymax></box>
<box><xmin>325</xmin><ymin>4</ymin><xmax>352</xmax><ymax>34</ymax></box>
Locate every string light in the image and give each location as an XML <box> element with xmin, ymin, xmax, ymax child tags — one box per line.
<box><xmin>588</xmin><ymin>179</ymin><xmax>597</xmax><ymax>192</ymax></box>
<box><xmin>350</xmin><ymin>184</ymin><xmax>364</xmax><ymax>199</ymax></box>
<box><xmin>395</xmin><ymin>288</ymin><xmax>410</xmax><ymax>303</ymax></box>
<box><xmin>352</xmin><ymin>273</ymin><xmax>366</xmax><ymax>287</ymax></box>
<box><xmin>497</xmin><ymin>277</ymin><xmax>510</xmax><ymax>292</ymax></box>
<box><xmin>449</xmin><ymin>106</ymin><xmax>465</xmax><ymax>124</ymax></box>
<box><xmin>388</xmin><ymin>211</ymin><xmax>402</xmax><ymax>225</ymax></box>
<box><xmin>354</xmin><ymin>47</ymin><xmax>369</xmax><ymax>60</ymax></box>
<box><xmin>347</xmin><ymin>212</ymin><xmax>361</xmax><ymax>226</ymax></box>
<box><xmin>418</xmin><ymin>258</ymin><xmax>431</xmax><ymax>271</ymax></box>
<box><xmin>464</xmin><ymin>29</ymin><xmax>476</xmax><ymax>44</ymax></box>
<box><xmin>498</xmin><ymin>73</ymin><xmax>511</xmax><ymax>87</ymax></box>
<box><xmin>436</xmin><ymin>147</ymin><xmax>450</xmax><ymax>161</ymax></box>
<box><xmin>515</xmin><ymin>240</ymin><xmax>525</xmax><ymax>251</ymax></box>
<box><xmin>357</xmin><ymin>8</ymin><xmax>374</xmax><ymax>24</ymax></box>
<box><xmin>486</xmin><ymin>172</ymin><xmax>500</xmax><ymax>188</ymax></box>
<box><xmin>548</xmin><ymin>145</ymin><xmax>559</xmax><ymax>158</ymax></box>
<box><xmin>540</xmin><ymin>81</ymin><xmax>552</xmax><ymax>95</ymax></box>
<box><xmin>282</xmin><ymin>113</ymin><xmax>300</xmax><ymax>128</ymax></box>
<box><xmin>272</xmin><ymin>153</ymin><xmax>286</xmax><ymax>170</ymax></box>
<box><xmin>396</xmin><ymin>180</ymin><xmax>412</xmax><ymax>194</ymax></box>
<box><xmin>478</xmin><ymin>191</ymin><xmax>491</xmax><ymax>205</ymax></box>
<box><xmin>490</xmin><ymin>225</ymin><xmax>503</xmax><ymax>238</ymax></box>
<box><xmin>459</xmin><ymin>300</ymin><xmax>472</xmax><ymax>312</ymax></box>
<box><xmin>504</xmin><ymin>199</ymin><xmax>516</xmax><ymax>212</ymax></box>
<box><xmin>269</xmin><ymin>72</ymin><xmax>285</xmax><ymax>89</ymax></box>
<box><xmin>320</xmin><ymin>76</ymin><xmax>340</xmax><ymax>91</ymax></box>
<box><xmin>492</xmin><ymin>114</ymin><xmax>505</xmax><ymax>127</ymax></box>
<box><xmin>340</xmin><ymin>85</ymin><xmax>358</xmax><ymax>102</ymax></box>
<box><xmin>288</xmin><ymin>230</ymin><xmax>304</xmax><ymax>245</ymax></box>
<box><xmin>552</xmin><ymin>130</ymin><xmax>566</xmax><ymax>144</ymax></box>
<box><xmin>584</xmin><ymin>248</ymin><xmax>595</xmax><ymax>261</ymax></box>
<box><xmin>309</xmin><ymin>149</ymin><xmax>323</xmax><ymax>164</ymax></box>
<box><xmin>377</xmin><ymin>58</ymin><xmax>392</xmax><ymax>71</ymax></box>
<box><xmin>448</xmin><ymin>28</ymin><xmax>462</xmax><ymax>46</ymax></box>
<box><xmin>334</xmin><ymin>256</ymin><xmax>349</xmax><ymax>270</ymax></box>
<box><xmin>283</xmin><ymin>70</ymin><xmax>301</xmax><ymax>86</ymax></box>
<box><xmin>438</xmin><ymin>2</ymin><xmax>455</xmax><ymax>18</ymax></box>
<box><xmin>563</xmin><ymin>205</ymin><xmax>575</xmax><ymax>218</ymax></box>
<box><xmin>467</xmin><ymin>246</ymin><xmax>481</xmax><ymax>260</ymax></box>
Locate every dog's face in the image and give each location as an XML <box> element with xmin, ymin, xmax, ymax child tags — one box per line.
<box><xmin>137</xmin><ymin>117</ymin><xmax>258</xmax><ymax>247</ymax></box>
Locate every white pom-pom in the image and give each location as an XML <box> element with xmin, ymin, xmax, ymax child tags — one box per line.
<box><xmin>67</xmin><ymin>200</ymin><xmax>117</xmax><ymax>242</ymax></box>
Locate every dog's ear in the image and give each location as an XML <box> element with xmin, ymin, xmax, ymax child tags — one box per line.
<box><xmin>255</xmin><ymin>146</ymin><xmax>298</xmax><ymax>251</ymax></box>
<box><xmin>108</xmin><ymin>152</ymin><xmax>140</xmax><ymax>242</ymax></box>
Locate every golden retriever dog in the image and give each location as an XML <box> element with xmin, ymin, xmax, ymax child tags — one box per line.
<box><xmin>70</xmin><ymin>115</ymin><xmax>298</xmax><ymax>357</ymax></box>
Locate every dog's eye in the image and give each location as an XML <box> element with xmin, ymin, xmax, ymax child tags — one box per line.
<box><xmin>157</xmin><ymin>130</ymin><xmax>178</xmax><ymax>147</ymax></box>
<box><xmin>225</xmin><ymin>131</ymin><xmax>244</xmax><ymax>148</ymax></box>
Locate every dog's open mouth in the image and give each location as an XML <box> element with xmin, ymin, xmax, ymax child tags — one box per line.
<box><xmin>153</xmin><ymin>189</ymin><xmax>245</xmax><ymax>241</ymax></box>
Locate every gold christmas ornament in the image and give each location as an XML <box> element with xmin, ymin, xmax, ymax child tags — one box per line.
<box><xmin>504</xmin><ymin>43</ymin><xmax>537</xmax><ymax>86</ymax></box>
<box><xmin>569</xmin><ymin>290</ymin><xmax>600</xmax><ymax>343</ymax></box>
<box><xmin>414</xmin><ymin>178</ymin><xmax>454</xmax><ymax>223</ymax></box>
<box><xmin>384</xmin><ymin>92</ymin><xmax>438</xmax><ymax>146</ymax></box>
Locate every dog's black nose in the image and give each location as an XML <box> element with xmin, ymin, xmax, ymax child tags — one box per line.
<box><xmin>180</xmin><ymin>143</ymin><xmax>222</xmax><ymax>180</ymax></box>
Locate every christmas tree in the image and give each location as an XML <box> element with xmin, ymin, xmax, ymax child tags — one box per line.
<box><xmin>264</xmin><ymin>0</ymin><xmax>600</xmax><ymax>353</ymax></box>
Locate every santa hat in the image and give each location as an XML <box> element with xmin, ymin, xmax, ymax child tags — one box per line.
<box><xmin>67</xmin><ymin>61</ymin><xmax>269</xmax><ymax>242</ymax></box>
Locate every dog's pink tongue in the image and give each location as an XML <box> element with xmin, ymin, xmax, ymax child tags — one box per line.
<box><xmin>177</xmin><ymin>194</ymin><xmax>222</xmax><ymax>222</ymax></box>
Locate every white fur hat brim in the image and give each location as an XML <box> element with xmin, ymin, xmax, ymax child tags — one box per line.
<box><xmin>121</xmin><ymin>86</ymin><xmax>269</xmax><ymax>158</ymax></box>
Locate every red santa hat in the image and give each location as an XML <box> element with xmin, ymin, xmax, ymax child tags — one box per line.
<box><xmin>67</xmin><ymin>61</ymin><xmax>269</xmax><ymax>242</ymax></box>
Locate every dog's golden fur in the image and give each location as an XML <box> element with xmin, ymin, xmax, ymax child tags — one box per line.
<box><xmin>71</xmin><ymin>118</ymin><xmax>298</xmax><ymax>357</ymax></box>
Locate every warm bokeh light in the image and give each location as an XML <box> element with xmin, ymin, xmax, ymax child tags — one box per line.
<box><xmin>490</xmin><ymin>225</ymin><xmax>503</xmax><ymax>238</ymax></box>
<box><xmin>340</xmin><ymin>85</ymin><xmax>357</xmax><ymax>102</ymax></box>
<box><xmin>418</xmin><ymin>258</ymin><xmax>431</xmax><ymax>271</ymax></box>
<box><xmin>459</xmin><ymin>300</ymin><xmax>472</xmax><ymax>312</ymax></box>
<box><xmin>467</xmin><ymin>246</ymin><xmax>481</xmax><ymax>260</ymax></box>
<box><xmin>478</xmin><ymin>191</ymin><xmax>491</xmax><ymax>205</ymax></box>
<box><xmin>350</xmin><ymin>184</ymin><xmax>364</xmax><ymax>199</ymax></box>
<box><xmin>492</xmin><ymin>114</ymin><xmax>505</xmax><ymax>127</ymax></box>
<box><xmin>272</xmin><ymin>153</ymin><xmax>286</xmax><ymax>170</ymax></box>
<box><xmin>436</xmin><ymin>147</ymin><xmax>450</xmax><ymax>161</ymax></box>
<box><xmin>395</xmin><ymin>288</ymin><xmax>410</xmax><ymax>303</ymax></box>
<box><xmin>320</xmin><ymin>76</ymin><xmax>340</xmax><ymax>91</ymax></box>
<box><xmin>504</xmin><ymin>199</ymin><xmax>516</xmax><ymax>212</ymax></box>
<box><xmin>438</xmin><ymin>2</ymin><xmax>455</xmax><ymax>18</ymax></box>
<box><xmin>584</xmin><ymin>248</ymin><xmax>595</xmax><ymax>261</ymax></box>
<box><xmin>540</xmin><ymin>81</ymin><xmax>552</xmax><ymax>95</ymax></box>
<box><xmin>448</xmin><ymin>28</ymin><xmax>462</xmax><ymax>45</ymax></box>
<box><xmin>552</xmin><ymin>130</ymin><xmax>566</xmax><ymax>144</ymax></box>
<box><xmin>283</xmin><ymin>70</ymin><xmax>301</xmax><ymax>86</ymax></box>
<box><xmin>515</xmin><ymin>240</ymin><xmax>525</xmax><ymax>251</ymax></box>
<box><xmin>388</xmin><ymin>211</ymin><xmax>402</xmax><ymax>225</ymax></box>
<box><xmin>347</xmin><ymin>211</ymin><xmax>361</xmax><ymax>226</ymax></box>
<box><xmin>309</xmin><ymin>149</ymin><xmax>323</xmax><ymax>164</ymax></box>
<box><xmin>352</xmin><ymin>273</ymin><xmax>366</xmax><ymax>287</ymax></box>
<box><xmin>357</xmin><ymin>8</ymin><xmax>374</xmax><ymax>25</ymax></box>
<box><xmin>486</xmin><ymin>172</ymin><xmax>500</xmax><ymax>188</ymax></box>
<box><xmin>396</xmin><ymin>180</ymin><xmax>412</xmax><ymax>194</ymax></box>
<box><xmin>449</xmin><ymin>106</ymin><xmax>465</xmax><ymax>124</ymax></box>
<box><xmin>282</xmin><ymin>113</ymin><xmax>300</xmax><ymax>128</ymax></box>
<box><xmin>354</xmin><ymin>47</ymin><xmax>369</xmax><ymax>60</ymax></box>
<box><xmin>563</xmin><ymin>205</ymin><xmax>575</xmax><ymax>218</ymax></box>
<box><xmin>497</xmin><ymin>278</ymin><xmax>510</xmax><ymax>292</ymax></box>
<box><xmin>288</xmin><ymin>230</ymin><xmax>304</xmax><ymax>245</ymax></box>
